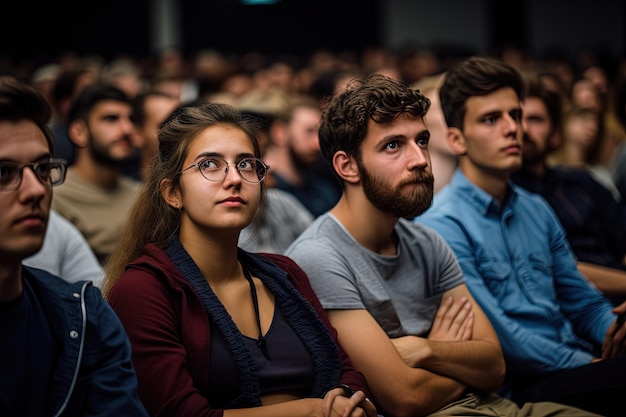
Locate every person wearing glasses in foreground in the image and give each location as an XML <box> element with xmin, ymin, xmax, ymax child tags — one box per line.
<box><xmin>0</xmin><ymin>76</ymin><xmax>148</xmax><ymax>416</ymax></box>
<box><xmin>101</xmin><ymin>102</ymin><xmax>377</xmax><ymax>417</ymax></box>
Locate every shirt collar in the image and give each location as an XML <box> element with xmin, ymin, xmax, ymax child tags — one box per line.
<box><xmin>450</xmin><ymin>169</ymin><xmax>519</xmax><ymax>217</ymax></box>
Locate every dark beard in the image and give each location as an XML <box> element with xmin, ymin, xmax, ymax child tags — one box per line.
<box><xmin>360</xmin><ymin>163</ymin><xmax>434</xmax><ymax>219</ymax></box>
<box><xmin>521</xmin><ymin>132</ymin><xmax>548</xmax><ymax>167</ymax></box>
<box><xmin>288</xmin><ymin>144</ymin><xmax>318</xmax><ymax>169</ymax></box>
<box><xmin>88</xmin><ymin>134</ymin><xmax>134</xmax><ymax>168</ymax></box>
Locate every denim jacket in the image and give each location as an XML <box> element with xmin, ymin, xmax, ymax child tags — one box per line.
<box><xmin>23</xmin><ymin>267</ymin><xmax>148</xmax><ymax>417</ymax></box>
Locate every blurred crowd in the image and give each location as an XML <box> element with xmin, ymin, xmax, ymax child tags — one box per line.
<box><xmin>3</xmin><ymin>44</ymin><xmax>625</xmax><ymax>192</ymax></box>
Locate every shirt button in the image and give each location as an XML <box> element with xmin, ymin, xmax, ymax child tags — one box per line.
<box><xmin>70</xmin><ymin>330</ymin><xmax>79</xmax><ymax>339</ymax></box>
<box><xmin>72</xmin><ymin>292</ymin><xmax>80</xmax><ymax>299</ymax></box>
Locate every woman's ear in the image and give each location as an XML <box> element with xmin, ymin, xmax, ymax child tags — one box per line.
<box><xmin>67</xmin><ymin>119</ymin><xmax>89</xmax><ymax>148</ymax></box>
<box><xmin>332</xmin><ymin>151</ymin><xmax>360</xmax><ymax>184</ymax></box>
<box><xmin>160</xmin><ymin>178</ymin><xmax>182</xmax><ymax>209</ymax></box>
<box><xmin>446</xmin><ymin>127</ymin><xmax>467</xmax><ymax>156</ymax></box>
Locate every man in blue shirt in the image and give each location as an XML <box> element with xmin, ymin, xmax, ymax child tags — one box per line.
<box><xmin>416</xmin><ymin>56</ymin><xmax>626</xmax><ymax>416</ymax></box>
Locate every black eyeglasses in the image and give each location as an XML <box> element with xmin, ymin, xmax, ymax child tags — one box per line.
<box><xmin>0</xmin><ymin>158</ymin><xmax>67</xmax><ymax>191</ymax></box>
<box><xmin>182</xmin><ymin>157</ymin><xmax>269</xmax><ymax>183</ymax></box>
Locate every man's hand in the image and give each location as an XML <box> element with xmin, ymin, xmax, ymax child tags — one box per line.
<box><xmin>602</xmin><ymin>301</ymin><xmax>626</xmax><ymax>359</ymax></box>
<box><xmin>391</xmin><ymin>296</ymin><xmax>473</xmax><ymax>367</ymax></box>
<box><xmin>429</xmin><ymin>296</ymin><xmax>473</xmax><ymax>342</ymax></box>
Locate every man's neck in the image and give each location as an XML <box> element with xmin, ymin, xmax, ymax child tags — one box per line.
<box><xmin>331</xmin><ymin>193</ymin><xmax>399</xmax><ymax>256</ymax></box>
<box><xmin>460</xmin><ymin>163</ymin><xmax>510</xmax><ymax>204</ymax></box>
<box><xmin>73</xmin><ymin>159</ymin><xmax>121</xmax><ymax>188</ymax></box>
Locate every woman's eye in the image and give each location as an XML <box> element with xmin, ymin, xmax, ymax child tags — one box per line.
<box><xmin>238</xmin><ymin>159</ymin><xmax>254</xmax><ymax>171</ymax></box>
<box><xmin>200</xmin><ymin>159</ymin><xmax>220</xmax><ymax>170</ymax></box>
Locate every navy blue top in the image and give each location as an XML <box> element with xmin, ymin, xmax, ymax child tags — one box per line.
<box><xmin>0</xmin><ymin>279</ymin><xmax>56</xmax><ymax>417</ymax></box>
<box><xmin>207</xmin><ymin>305</ymin><xmax>315</xmax><ymax>407</ymax></box>
<box><xmin>0</xmin><ymin>267</ymin><xmax>149</xmax><ymax>417</ymax></box>
<box><xmin>272</xmin><ymin>162</ymin><xmax>341</xmax><ymax>218</ymax></box>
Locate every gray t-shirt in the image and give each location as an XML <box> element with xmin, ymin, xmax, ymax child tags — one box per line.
<box><xmin>284</xmin><ymin>214</ymin><xmax>464</xmax><ymax>337</ymax></box>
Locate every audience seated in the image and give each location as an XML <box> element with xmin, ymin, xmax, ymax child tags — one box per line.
<box><xmin>416</xmin><ymin>56</ymin><xmax>626</xmax><ymax>416</ymax></box>
<box><xmin>126</xmin><ymin>89</ymin><xmax>180</xmax><ymax>180</ymax></box>
<box><xmin>286</xmin><ymin>73</ymin><xmax>594</xmax><ymax>417</ymax></box>
<box><xmin>101</xmin><ymin>102</ymin><xmax>376</xmax><ymax>417</ymax></box>
<box><xmin>0</xmin><ymin>75</ymin><xmax>148</xmax><ymax>417</ymax></box>
<box><xmin>51</xmin><ymin>83</ymin><xmax>142</xmax><ymax>266</ymax></box>
<box><xmin>263</xmin><ymin>93</ymin><xmax>341</xmax><ymax>217</ymax></box>
<box><xmin>511</xmin><ymin>71</ymin><xmax>626</xmax><ymax>302</ymax></box>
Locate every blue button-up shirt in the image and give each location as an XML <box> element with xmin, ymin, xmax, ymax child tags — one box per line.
<box><xmin>416</xmin><ymin>169</ymin><xmax>616</xmax><ymax>381</ymax></box>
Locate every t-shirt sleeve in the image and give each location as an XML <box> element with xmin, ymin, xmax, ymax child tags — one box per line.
<box><xmin>423</xmin><ymin>225</ymin><xmax>465</xmax><ymax>292</ymax></box>
<box><xmin>286</xmin><ymin>236</ymin><xmax>365</xmax><ymax>311</ymax></box>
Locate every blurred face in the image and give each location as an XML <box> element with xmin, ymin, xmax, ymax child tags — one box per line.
<box><xmin>521</xmin><ymin>97</ymin><xmax>554</xmax><ymax>165</ymax></box>
<box><xmin>571</xmin><ymin>79</ymin><xmax>601</xmax><ymax>112</ymax></box>
<box><xmin>0</xmin><ymin>120</ymin><xmax>52</xmax><ymax>262</ymax></box>
<box><xmin>459</xmin><ymin>87</ymin><xmax>523</xmax><ymax>177</ymax></box>
<box><xmin>86</xmin><ymin>100</ymin><xmax>135</xmax><ymax>167</ymax></box>
<box><xmin>357</xmin><ymin>114</ymin><xmax>434</xmax><ymax>218</ymax></box>
<box><xmin>134</xmin><ymin>95</ymin><xmax>180</xmax><ymax>157</ymax></box>
<box><xmin>177</xmin><ymin>124</ymin><xmax>262</xmax><ymax>237</ymax></box>
<box><xmin>287</xmin><ymin>106</ymin><xmax>322</xmax><ymax>166</ymax></box>
<box><xmin>564</xmin><ymin>110</ymin><xmax>599</xmax><ymax>150</ymax></box>
<box><xmin>423</xmin><ymin>92</ymin><xmax>450</xmax><ymax>156</ymax></box>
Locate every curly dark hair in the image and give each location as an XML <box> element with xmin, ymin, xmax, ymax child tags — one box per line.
<box><xmin>318</xmin><ymin>73</ymin><xmax>430</xmax><ymax>186</ymax></box>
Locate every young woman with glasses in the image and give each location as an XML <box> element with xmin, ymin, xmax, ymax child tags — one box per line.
<box><xmin>101</xmin><ymin>102</ymin><xmax>376</xmax><ymax>417</ymax></box>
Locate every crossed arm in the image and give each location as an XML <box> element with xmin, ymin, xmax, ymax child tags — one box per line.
<box><xmin>326</xmin><ymin>283</ymin><xmax>505</xmax><ymax>417</ymax></box>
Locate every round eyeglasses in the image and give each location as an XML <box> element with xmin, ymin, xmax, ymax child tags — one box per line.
<box><xmin>182</xmin><ymin>157</ymin><xmax>269</xmax><ymax>183</ymax></box>
<box><xmin>0</xmin><ymin>158</ymin><xmax>67</xmax><ymax>191</ymax></box>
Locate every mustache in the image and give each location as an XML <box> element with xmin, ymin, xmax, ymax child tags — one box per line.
<box><xmin>403</xmin><ymin>170</ymin><xmax>434</xmax><ymax>185</ymax></box>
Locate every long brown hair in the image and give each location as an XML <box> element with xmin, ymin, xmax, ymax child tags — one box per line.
<box><xmin>102</xmin><ymin>102</ymin><xmax>265</xmax><ymax>298</ymax></box>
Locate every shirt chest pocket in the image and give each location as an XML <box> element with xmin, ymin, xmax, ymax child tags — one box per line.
<box><xmin>519</xmin><ymin>251</ymin><xmax>557</xmax><ymax>300</ymax></box>
<box><xmin>476</xmin><ymin>253</ymin><xmax>556</xmax><ymax>301</ymax></box>
<box><xmin>476</xmin><ymin>259</ymin><xmax>512</xmax><ymax>298</ymax></box>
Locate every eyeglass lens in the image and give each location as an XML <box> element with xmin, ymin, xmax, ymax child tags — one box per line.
<box><xmin>0</xmin><ymin>160</ymin><xmax>66</xmax><ymax>191</ymax></box>
<box><xmin>199</xmin><ymin>157</ymin><xmax>267</xmax><ymax>183</ymax></box>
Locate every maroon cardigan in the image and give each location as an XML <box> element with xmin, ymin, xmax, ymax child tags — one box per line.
<box><xmin>107</xmin><ymin>243</ymin><xmax>371</xmax><ymax>417</ymax></box>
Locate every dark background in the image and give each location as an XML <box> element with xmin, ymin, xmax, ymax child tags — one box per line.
<box><xmin>1</xmin><ymin>0</ymin><xmax>624</xmax><ymax>69</ymax></box>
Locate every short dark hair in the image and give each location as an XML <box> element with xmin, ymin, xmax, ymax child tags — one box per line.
<box><xmin>318</xmin><ymin>73</ymin><xmax>430</xmax><ymax>184</ymax></box>
<box><xmin>0</xmin><ymin>76</ymin><xmax>55</xmax><ymax>152</ymax></box>
<box><xmin>439</xmin><ymin>56</ymin><xmax>524</xmax><ymax>130</ymax></box>
<box><xmin>68</xmin><ymin>83</ymin><xmax>132</xmax><ymax>123</ymax></box>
